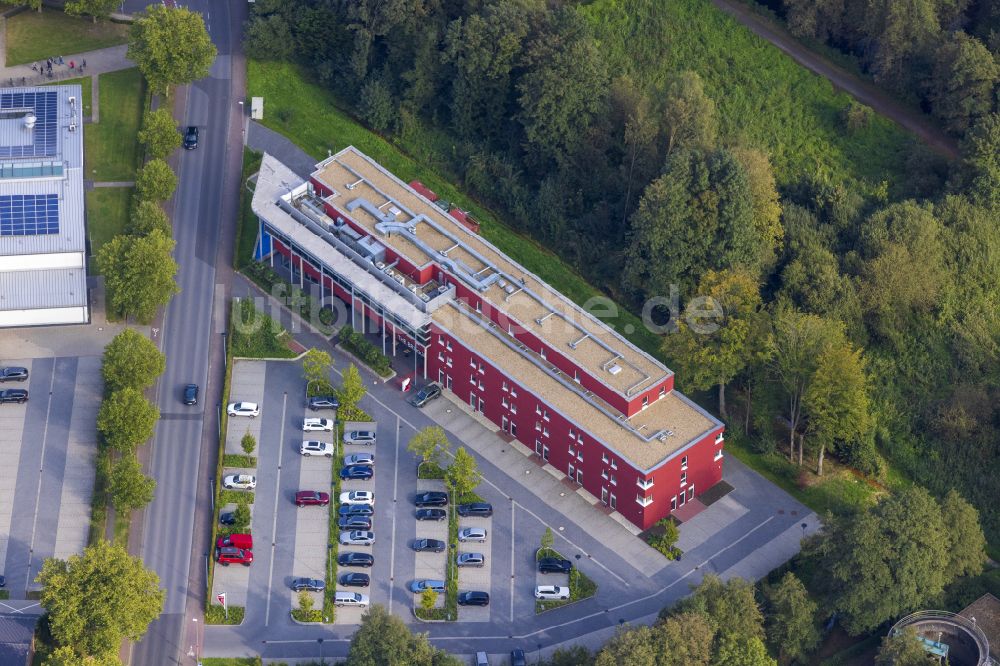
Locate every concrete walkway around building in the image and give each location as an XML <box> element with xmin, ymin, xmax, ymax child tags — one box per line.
<box><xmin>247</xmin><ymin>122</ymin><xmax>319</xmax><ymax>179</ymax></box>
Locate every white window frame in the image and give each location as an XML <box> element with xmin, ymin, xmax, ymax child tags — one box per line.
<box><xmin>680</xmin><ymin>471</ymin><xmax>687</xmax><ymax>487</ymax></box>
<box><xmin>681</xmin><ymin>456</ymin><xmax>688</xmax><ymax>470</ymax></box>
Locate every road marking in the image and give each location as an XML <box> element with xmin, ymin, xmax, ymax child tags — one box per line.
<box><xmin>699</xmin><ymin>515</ymin><xmax>775</xmax><ymax>566</ymax></box>
<box><xmin>264</xmin><ymin>393</ymin><xmax>288</xmax><ymax>626</ymax></box>
<box><xmin>510</xmin><ymin>500</ymin><xmax>515</xmax><ymax>624</ymax></box>
<box><xmin>328</xmin><ymin>364</ymin><xmax>418</xmax><ymax>432</ymax></box>
<box><xmin>388</xmin><ymin>414</ymin><xmax>400</xmax><ymax>614</ymax></box>
<box><xmin>25</xmin><ymin>368</ymin><xmax>56</xmax><ymax>595</ymax></box>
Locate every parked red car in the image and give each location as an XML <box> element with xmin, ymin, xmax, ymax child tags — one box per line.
<box><xmin>215</xmin><ymin>547</ymin><xmax>253</xmax><ymax>566</ymax></box>
<box><xmin>295</xmin><ymin>490</ymin><xmax>331</xmax><ymax>507</ymax></box>
<box><xmin>216</xmin><ymin>533</ymin><xmax>253</xmax><ymax>550</ymax></box>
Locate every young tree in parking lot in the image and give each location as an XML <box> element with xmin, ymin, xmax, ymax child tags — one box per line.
<box><xmin>128</xmin><ymin>5</ymin><xmax>216</xmax><ymax>94</ymax></box>
<box><xmin>97</xmin><ymin>228</ymin><xmax>179</xmax><ymax>324</ymax></box>
<box><xmin>297</xmin><ymin>590</ymin><xmax>314</xmax><ymax>612</ymax></box>
<box><xmin>101</xmin><ymin>328</ymin><xmax>166</xmax><ymax>393</ymax></box>
<box><xmin>419</xmin><ymin>587</ymin><xmax>437</xmax><ymax>612</ymax></box>
<box><xmin>407</xmin><ymin>426</ymin><xmax>449</xmax><ymax>467</ymax></box>
<box><xmin>36</xmin><ymin>540</ymin><xmax>164</xmax><ymax>661</ymax></box>
<box><xmin>109</xmin><ymin>455</ymin><xmax>156</xmax><ymax>513</ymax></box>
<box><xmin>302</xmin><ymin>348</ymin><xmax>334</xmax><ymax>395</ymax></box>
<box><xmin>134</xmin><ymin>159</ymin><xmax>178</xmax><ymax>202</ymax></box>
<box><xmin>137</xmin><ymin>108</ymin><xmax>181</xmax><ymax>159</ymax></box>
<box><xmin>445</xmin><ymin>446</ymin><xmax>481</xmax><ymax>500</ymax></box>
<box><xmin>97</xmin><ymin>388</ymin><xmax>160</xmax><ymax>454</ymax></box>
<box><xmin>241</xmin><ymin>432</ymin><xmax>257</xmax><ymax>457</ymax></box>
<box><xmin>232</xmin><ymin>497</ymin><xmax>251</xmax><ymax>532</ymax></box>
<box><xmin>541</xmin><ymin>526</ymin><xmax>554</xmax><ymax>552</ymax></box>
<box><xmin>345</xmin><ymin>604</ymin><xmax>462</xmax><ymax>665</ymax></box>
<box><xmin>338</xmin><ymin>363</ymin><xmax>367</xmax><ymax>416</ymax></box>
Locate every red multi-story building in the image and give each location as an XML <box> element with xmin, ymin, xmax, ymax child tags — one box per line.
<box><xmin>251</xmin><ymin>148</ymin><xmax>725</xmax><ymax>530</ymax></box>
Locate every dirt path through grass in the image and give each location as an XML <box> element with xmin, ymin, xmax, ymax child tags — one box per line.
<box><xmin>711</xmin><ymin>0</ymin><xmax>960</xmax><ymax>159</ymax></box>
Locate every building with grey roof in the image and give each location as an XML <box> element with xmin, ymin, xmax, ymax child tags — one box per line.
<box><xmin>0</xmin><ymin>85</ymin><xmax>88</xmax><ymax>327</ymax></box>
<box><xmin>0</xmin><ymin>615</ymin><xmax>36</xmax><ymax>666</ymax></box>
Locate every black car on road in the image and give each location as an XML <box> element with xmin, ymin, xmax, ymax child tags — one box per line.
<box><xmin>308</xmin><ymin>395</ymin><xmax>340</xmax><ymax>411</ymax></box>
<box><xmin>412</xmin><ymin>538</ymin><xmax>446</xmax><ymax>553</ymax></box>
<box><xmin>457</xmin><ymin>502</ymin><xmax>493</xmax><ymax>517</ymax></box>
<box><xmin>538</xmin><ymin>557</ymin><xmax>573</xmax><ymax>574</ymax></box>
<box><xmin>338</xmin><ymin>516</ymin><xmax>373</xmax><ymax>530</ymax></box>
<box><xmin>458</xmin><ymin>591</ymin><xmax>489</xmax><ymax>606</ymax></box>
<box><xmin>340</xmin><ymin>465</ymin><xmax>374</xmax><ymax>481</ymax></box>
<box><xmin>339</xmin><ymin>572</ymin><xmax>370</xmax><ymax>587</ymax></box>
<box><xmin>409</xmin><ymin>382</ymin><xmax>442</xmax><ymax>408</ymax></box>
<box><xmin>414</xmin><ymin>491</ymin><xmax>448</xmax><ymax>507</ymax></box>
<box><xmin>0</xmin><ymin>367</ymin><xmax>28</xmax><ymax>382</ymax></box>
<box><xmin>183</xmin><ymin>384</ymin><xmax>199</xmax><ymax>405</ymax></box>
<box><xmin>338</xmin><ymin>552</ymin><xmax>374</xmax><ymax>568</ymax></box>
<box><xmin>510</xmin><ymin>649</ymin><xmax>527</xmax><ymax>666</ymax></box>
<box><xmin>415</xmin><ymin>508</ymin><xmax>446</xmax><ymax>521</ymax></box>
<box><xmin>218</xmin><ymin>511</ymin><xmax>236</xmax><ymax>526</ymax></box>
<box><xmin>183</xmin><ymin>125</ymin><xmax>199</xmax><ymax>149</ymax></box>
<box><xmin>0</xmin><ymin>389</ymin><xmax>28</xmax><ymax>404</ymax></box>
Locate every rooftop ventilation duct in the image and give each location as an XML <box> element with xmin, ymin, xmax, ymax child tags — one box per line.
<box><xmin>23</xmin><ymin>112</ymin><xmax>36</xmax><ymax>129</ymax></box>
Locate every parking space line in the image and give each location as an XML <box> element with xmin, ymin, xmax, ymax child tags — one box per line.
<box><xmin>264</xmin><ymin>393</ymin><xmax>288</xmax><ymax>626</ymax></box>
<box><xmin>510</xmin><ymin>500</ymin><xmax>515</xmax><ymax>624</ymax></box>
<box><xmin>25</xmin><ymin>369</ymin><xmax>56</xmax><ymax>595</ymax></box>
<box><xmin>388</xmin><ymin>414</ymin><xmax>400</xmax><ymax>614</ymax></box>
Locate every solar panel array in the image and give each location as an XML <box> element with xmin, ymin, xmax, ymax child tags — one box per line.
<box><xmin>0</xmin><ymin>194</ymin><xmax>59</xmax><ymax>236</ymax></box>
<box><xmin>0</xmin><ymin>91</ymin><xmax>58</xmax><ymax>158</ymax></box>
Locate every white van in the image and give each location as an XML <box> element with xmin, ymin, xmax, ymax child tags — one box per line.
<box><xmin>343</xmin><ymin>421</ymin><xmax>377</xmax><ymax>445</ymax></box>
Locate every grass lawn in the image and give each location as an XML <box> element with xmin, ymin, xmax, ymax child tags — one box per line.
<box><xmin>235</xmin><ymin>149</ymin><xmax>263</xmax><ymax>269</ymax></box>
<box><xmin>85</xmin><ymin>68</ymin><xmax>145</xmax><ymax>182</ymax></box>
<box><xmin>43</xmin><ymin>75</ymin><xmax>93</xmax><ymax>117</ymax></box>
<box><xmin>86</xmin><ymin>187</ymin><xmax>132</xmax><ymax>261</ymax></box>
<box><xmin>580</xmin><ymin>0</ymin><xmax>916</xmax><ymax>190</ymax></box>
<box><xmin>248</xmin><ymin>59</ymin><xmax>663</xmax><ymax>358</ymax></box>
<box><xmin>5</xmin><ymin>10</ymin><xmax>129</xmax><ymax>66</ymax></box>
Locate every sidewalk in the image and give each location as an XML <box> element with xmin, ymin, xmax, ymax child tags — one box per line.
<box><xmin>0</xmin><ymin>44</ymin><xmax>132</xmax><ymax>87</ymax></box>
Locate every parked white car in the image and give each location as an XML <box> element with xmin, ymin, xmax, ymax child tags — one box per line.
<box><xmin>339</xmin><ymin>530</ymin><xmax>375</xmax><ymax>546</ymax></box>
<box><xmin>344</xmin><ymin>452</ymin><xmax>374</xmax><ymax>466</ymax></box>
<box><xmin>339</xmin><ymin>490</ymin><xmax>375</xmax><ymax>506</ymax></box>
<box><xmin>300</xmin><ymin>440</ymin><xmax>334</xmax><ymax>457</ymax></box>
<box><xmin>457</xmin><ymin>527</ymin><xmax>487</xmax><ymax>543</ymax></box>
<box><xmin>227</xmin><ymin>402</ymin><xmax>259</xmax><ymax>417</ymax></box>
<box><xmin>534</xmin><ymin>585</ymin><xmax>570</xmax><ymax>600</ymax></box>
<box><xmin>302</xmin><ymin>417</ymin><xmax>334</xmax><ymax>432</ymax></box>
<box><xmin>223</xmin><ymin>474</ymin><xmax>257</xmax><ymax>490</ymax></box>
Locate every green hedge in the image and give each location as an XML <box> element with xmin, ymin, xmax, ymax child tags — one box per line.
<box><xmin>417</xmin><ymin>461</ymin><xmax>446</xmax><ymax>480</ymax></box>
<box><xmin>339</xmin><ymin>325</ymin><xmax>393</xmax><ymax>377</ymax></box>
<box><xmin>204</xmin><ymin>604</ymin><xmax>245</xmax><ymax>625</ymax></box>
<box><xmin>219</xmin><ymin>489</ymin><xmax>255</xmax><ymax>505</ymax></box>
<box><xmin>242</xmin><ymin>262</ymin><xmax>336</xmax><ymax>331</ymax></box>
<box><xmin>445</xmin><ymin>503</ymin><xmax>459</xmax><ymax>620</ymax></box>
<box><xmin>222</xmin><ymin>454</ymin><xmax>257</xmax><ymax>468</ymax></box>
<box><xmin>230</xmin><ymin>298</ymin><xmax>296</xmax><ymax>359</ymax></box>
<box><xmin>291</xmin><ymin>608</ymin><xmax>324</xmax><ymax>622</ymax></box>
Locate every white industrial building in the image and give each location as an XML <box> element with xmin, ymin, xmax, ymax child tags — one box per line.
<box><xmin>0</xmin><ymin>85</ymin><xmax>88</xmax><ymax>327</ymax></box>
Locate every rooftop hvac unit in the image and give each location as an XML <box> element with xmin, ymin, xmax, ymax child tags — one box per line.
<box><xmin>68</xmin><ymin>96</ymin><xmax>76</xmax><ymax>107</ymax></box>
<box><xmin>388</xmin><ymin>206</ymin><xmax>402</xmax><ymax>218</ymax></box>
<box><xmin>437</xmin><ymin>285</ymin><xmax>448</xmax><ymax>294</ymax></box>
<box><xmin>23</xmin><ymin>113</ymin><xmax>36</xmax><ymax>129</ymax></box>
<box><xmin>375</xmin><ymin>262</ymin><xmax>386</xmax><ymax>270</ymax></box>
<box><xmin>504</xmin><ymin>285</ymin><xmax>516</xmax><ymax>295</ymax></box>
<box><xmin>420</xmin><ymin>293</ymin><xmax>431</xmax><ymax>302</ymax></box>
<box><xmin>608</xmin><ymin>364</ymin><xmax>622</xmax><ymax>376</ymax></box>
<box><xmin>410</xmin><ymin>285</ymin><xmax>418</xmax><ymax>293</ymax></box>
<box><xmin>68</xmin><ymin>123</ymin><xmax>77</xmax><ymax>132</ymax></box>
<box><xmin>497</xmin><ymin>279</ymin><xmax>508</xmax><ymax>289</ymax></box>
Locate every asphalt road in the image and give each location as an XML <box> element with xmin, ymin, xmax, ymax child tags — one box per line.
<box><xmin>131</xmin><ymin>1</ymin><xmax>246</xmax><ymax>663</ymax></box>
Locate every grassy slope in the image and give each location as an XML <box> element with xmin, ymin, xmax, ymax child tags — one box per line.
<box><xmin>85</xmin><ymin>68</ymin><xmax>145</xmax><ymax>181</ymax></box>
<box><xmin>4</xmin><ymin>10</ymin><xmax>128</xmax><ymax>66</ymax></box>
<box><xmin>247</xmin><ymin>60</ymin><xmax>662</xmax><ymax>357</ymax></box>
<box><xmin>580</xmin><ymin>0</ymin><xmax>915</xmax><ymax>189</ymax></box>
<box><xmin>86</xmin><ymin>187</ymin><xmax>132</xmax><ymax>262</ymax></box>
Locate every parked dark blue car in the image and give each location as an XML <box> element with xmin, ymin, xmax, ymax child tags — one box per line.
<box><xmin>340</xmin><ymin>465</ymin><xmax>374</xmax><ymax>480</ymax></box>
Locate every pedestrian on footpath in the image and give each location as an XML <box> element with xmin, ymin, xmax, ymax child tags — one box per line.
<box><xmin>69</xmin><ymin>60</ymin><xmax>74</xmax><ymax>69</ymax></box>
<box><xmin>82</xmin><ymin>58</ymin><xmax>87</xmax><ymax>68</ymax></box>
<box><xmin>58</xmin><ymin>55</ymin><xmax>64</xmax><ymax>65</ymax></box>
<box><xmin>31</xmin><ymin>62</ymin><xmax>37</xmax><ymax>72</ymax></box>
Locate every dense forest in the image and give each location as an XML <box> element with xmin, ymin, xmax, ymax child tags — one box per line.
<box><xmin>244</xmin><ymin>0</ymin><xmax>1000</xmax><ymax>545</ymax></box>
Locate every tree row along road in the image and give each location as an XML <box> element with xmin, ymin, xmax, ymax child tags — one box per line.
<box><xmin>710</xmin><ymin>0</ymin><xmax>960</xmax><ymax>160</ymax></box>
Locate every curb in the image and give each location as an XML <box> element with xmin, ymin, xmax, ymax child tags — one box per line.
<box><xmin>289</xmin><ymin>614</ymin><xmax>326</xmax><ymax>626</ymax></box>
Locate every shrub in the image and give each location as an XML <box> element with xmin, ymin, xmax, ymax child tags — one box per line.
<box><xmin>339</xmin><ymin>326</ymin><xmax>393</xmax><ymax>376</ymax></box>
<box><xmin>241</xmin><ymin>432</ymin><xmax>257</xmax><ymax>456</ymax></box>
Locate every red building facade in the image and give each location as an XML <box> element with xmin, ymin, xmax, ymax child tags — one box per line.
<box><xmin>253</xmin><ymin>148</ymin><xmax>725</xmax><ymax>531</ymax></box>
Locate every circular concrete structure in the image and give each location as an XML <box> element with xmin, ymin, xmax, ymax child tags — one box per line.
<box><xmin>889</xmin><ymin>611</ymin><xmax>993</xmax><ymax>666</ymax></box>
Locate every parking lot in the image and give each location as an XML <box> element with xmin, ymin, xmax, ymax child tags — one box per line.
<box><xmin>0</xmin><ymin>355</ymin><xmax>101</xmax><ymax>598</ymax></box>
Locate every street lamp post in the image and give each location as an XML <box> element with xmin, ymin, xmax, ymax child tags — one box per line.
<box><xmin>318</xmin><ymin>637</ymin><xmax>324</xmax><ymax>665</ymax></box>
<box><xmin>192</xmin><ymin>618</ymin><xmax>200</xmax><ymax>666</ymax></box>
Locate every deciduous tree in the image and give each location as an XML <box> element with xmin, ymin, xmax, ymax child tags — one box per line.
<box><xmin>137</xmin><ymin>108</ymin><xmax>181</xmax><ymax>159</ymax></box>
<box><xmin>802</xmin><ymin>341</ymin><xmax>871</xmax><ymax>475</ymax></box>
<box><xmin>97</xmin><ymin>388</ymin><xmax>159</xmax><ymax>454</ymax></box>
<box><xmin>663</xmin><ymin>269</ymin><xmax>763</xmax><ymax>417</ymax></box>
<box><xmin>36</xmin><ymin>540</ymin><xmax>164</xmax><ymax>660</ymax></box>
<box><xmin>961</xmin><ymin>112</ymin><xmax>1000</xmax><ymax>208</ymax></box>
<box><xmin>875</xmin><ymin>626</ymin><xmax>930</xmax><ymax>666</ymax></box>
<box><xmin>127</xmin><ymin>199</ymin><xmax>171</xmax><ymax>236</ymax></box>
<box><xmin>714</xmin><ymin>636</ymin><xmax>776</xmax><ymax>666</ymax></box>
<box><xmin>594</xmin><ymin>625</ymin><xmax>657</xmax><ymax>666</ymax></box>
<box><xmin>764</xmin><ymin>572</ymin><xmax>820</xmax><ymax>663</ymax></box>
<box><xmin>65</xmin><ymin>0</ymin><xmax>119</xmax><ymax>22</ymax></box>
<box><xmin>940</xmin><ymin>488</ymin><xmax>987</xmax><ymax>580</ymax></box>
<box><xmin>337</xmin><ymin>364</ymin><xmax>367</xmax><ymax>415</ymax></box>
<box><xmin>44</xmin><ymin>645</ymin><xmax>123</xmax><ymax>666</ymax></box>
<box><xmin>419</xmin><ymin>587</ymin><xmax>437</xmax><ymax>612</ymax></box>
<box><xmin>97</xmin><ymin>228</ymin><xmax>179</xmax><ymax>324</ymax></box>
<box><xmin>730</xmin><ymin>147</ymin><xmax>783</xmax><ymax>269</ymax></box>
<box><xmin>302</xmin><ymin>348</ymin><xmax>333</xmax><ymax>391</ymax></box>
<box><xmin>242</xmin><ymin>14</ymin><xmax>295</xmax><ymax>61</ymax></box>
<box><xmin>660</xmin><ymin>70</ymin><xmax>717</xmax><ymax>156</ymax></box>
<box><xmin>674</xmin><ymin>574</ymin><xmax>766</xmax><ymax>647</ymax></box>
<box><xmin>445</xmin><ymin>446</ymin><xmax>481</xmax><ymax>500</ymax></box>
<box><xmin>109</xmin><ymin>455</ymin><xmax>156</xmax><ymax>512</ymax></box>
<box><xmin>927</xmin><ymin>31</ymin><xmax>999</xmax><ymax>134</ymax></box>
<box><xmin>241</xmin><ymin>432</ymin><xmax>257</xmax><ymax>457</ymax></box>
<box><xmin>653</xmin><ymin>612</ymin><xmax>714</xmax><ymax>665</ymax></box>
<box><xmin>345</xmin><ymin>604</ymin><xmax>461</xmax><ymax>666</ymax></box>
<box><xmin>128</xmin><ymin>5</ymin><xmax>216</xmax><ymax>94</ymax></box>
<box><xmin>134</xmin><ymin>159</ymin><xmax>177</xmax><ymax>202</ymax></box>
<box><xmin>408</xmin><ymin>426</ymin><xmax>449</xmax><ymax>467</ymax></box>
<box><xmin>101</xmin><ymin>328</ymin><xmax>165</xmax><ymax>393</ymax></box>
